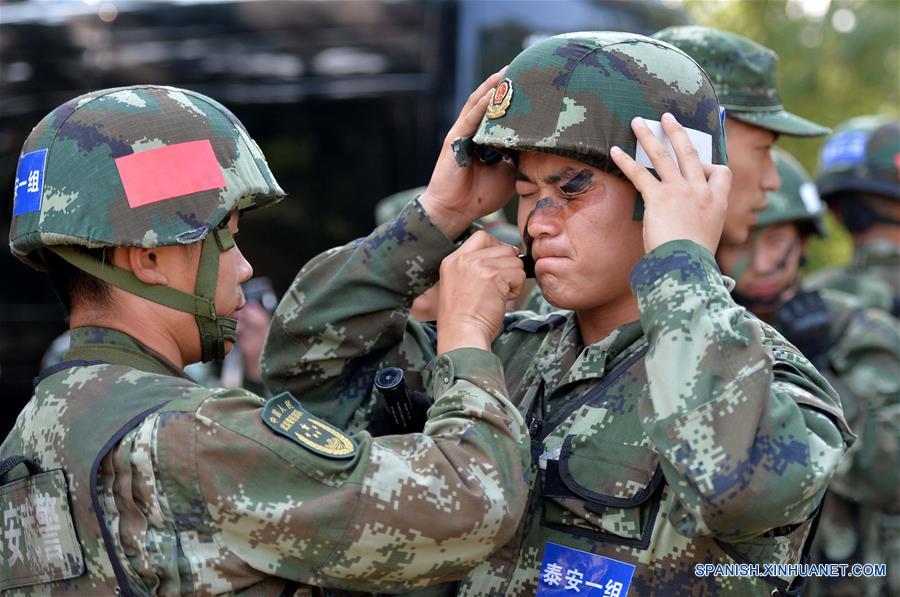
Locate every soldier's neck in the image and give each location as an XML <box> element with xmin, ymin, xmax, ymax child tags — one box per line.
<box><xmin>576</xmin><ymin>295</ymin><xmax>640</xmax><ymax>347</ymax></box>
<box><xmin>69</xmin><ymin>298</ymin><xmax>189</xmax><ymax>369</ymax></box>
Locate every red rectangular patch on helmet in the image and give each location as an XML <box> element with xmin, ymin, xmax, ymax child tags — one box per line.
<box><xmin>115</xmin><ymin>139</ymin><xmax>225</xmax><ymax>208</ymax></box>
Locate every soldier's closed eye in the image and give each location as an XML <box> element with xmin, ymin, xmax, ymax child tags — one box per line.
<box><xmin>515</xmin><ymin>172</ymin><xmax>539</xmax><ymax>198</ymax></box>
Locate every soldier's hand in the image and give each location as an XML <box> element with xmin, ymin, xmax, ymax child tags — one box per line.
<box><xmin>610</xmin><ymin>113</ymin><xmax>732</xmax><ymax>255</ymax></box>
<box><xmin>419</xmin><ymin>70</ymin><xmax>516</xmax><ymax>240</ymax></box>
<box><xmin>436</xmin><ymin>231</ymin><xmax>525</xmax><ymax>354</ymax></box>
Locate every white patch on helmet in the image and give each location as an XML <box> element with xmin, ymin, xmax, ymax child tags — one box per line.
<box><xmin>799</xmin><ymin>182</ymin><xmax>823</xmax><ymax>214</ymax></box>
<box><xmin>635</xmin><ymin>119</ymin><xmax>712</xmax><ymax>173</ymax></box>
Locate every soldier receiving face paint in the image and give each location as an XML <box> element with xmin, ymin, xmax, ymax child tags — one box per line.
<box><xmin>718</xmin><ymin>148</ymin><xmax>900</xmax><ymax>597</ymax></box>
<box><xmin>262</xmin><ymin>32</ymin><xmax>854</xmax><ymax>596</ymax></box>
<box><xmin>0</xmin><ymin>86</ymin><xmax>530</xmax><ymax>595</ymax></box>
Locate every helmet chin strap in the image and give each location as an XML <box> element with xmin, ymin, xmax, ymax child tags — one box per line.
<box><xmin>49</xmin><ymin>226</ymin><xmax>237</xmax><ymax>363</ymax></box>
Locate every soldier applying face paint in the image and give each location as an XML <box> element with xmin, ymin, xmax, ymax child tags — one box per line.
<box><xmin>0</xmin><ymin>86</ymin><xmax>530</xmax><ymax>595</ymax></box>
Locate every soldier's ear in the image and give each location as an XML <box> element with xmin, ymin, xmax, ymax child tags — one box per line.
<box><xmin>124</xmin><ymin>246</ymin><xmax>171</xmax><ymax>286</ymax></box>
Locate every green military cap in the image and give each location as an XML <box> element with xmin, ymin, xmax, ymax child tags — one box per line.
<box><xmin>654</xmin><ymin>26</ymin><xmax>830</xmax><ymax>137</ymax></box>
<box><xmin>816</xmin><ymin>115</ymin><xmax>900</xmax><ymax>200</ymax></box>
<box><xmin>758</xmin><ymin>147</ymin><xmax>826</xmax><ymax>235</ymax></box>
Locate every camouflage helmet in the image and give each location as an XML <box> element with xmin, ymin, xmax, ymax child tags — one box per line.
<box><xmin>757</xmin><ymin>147</ymin><xmax>825</xmax><ymax>236</ymax></box>
<box><xmin>653</xmin><ymin>27</ymin><xmax>829</xmax><ymax>137</ymax></box>
<box><xmin>816</xmin><ymin>115</ymin><xmax>900</xmax><ymax>201</ymax></box>
<box><xmin>9</xmin><ymin>85</ymin><xmax>285</xmax><ymax>362</ymax></box>
<box><xmin>472</xmin><ymin>31</ymin><xmax>728</xmax><ymax>195</ymax></box>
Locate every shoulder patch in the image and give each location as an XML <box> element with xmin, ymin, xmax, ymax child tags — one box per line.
<box><xmin>262</xmin><ymin>393</ymin><xmax>358</xmax><ymax>459</ymax></box>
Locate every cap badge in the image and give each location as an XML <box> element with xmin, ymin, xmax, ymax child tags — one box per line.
<box><xmin>487</xmin><ymin>78</ymin><xmax>513</xmax><ymax>120</ymax></box>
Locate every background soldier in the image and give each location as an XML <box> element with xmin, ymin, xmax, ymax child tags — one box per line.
<box><xmin>262</xmin><ymin>33</ymin><xmax>853</xmax><ymax>596</ymax></box>
<box><xmin>717</xmin><ymin>147</ymin><xmax>900</xmax><ymax>596</ymax></box>
<box><xmin>653</xmin><ymin>26</ymin><xmax>831</xmax><ymax>243</ymax></box>
<box><xmin>0</xmin><ymin>86</ymin><xmax>529</xmax><ymax>595</ymax></box>
<box><xmin>807</xmin><ymin>116</ymin><xmax>900</xmax><ymax>317</ymax></box>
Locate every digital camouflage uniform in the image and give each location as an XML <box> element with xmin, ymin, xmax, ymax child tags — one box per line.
<box><xmin>725</xmin><ymin>148</ymin><xmax>900</xmax><ymax>597</ymax></box>
<box><xmin>0</xmin><ymin>86</ymin><xmax>530</xmax><ymax>595</ymax></box>
<box><xmin>806</xmin><ymin>116</ymin><xmax>900</xmax><ymax>318</ymax></box>
<box><xmin>262</xmin><ymin>33</ymin><xmax>854</xmax><ymax>596</ymax></box>
<box><xmin>807</xmin><ymin>289</ymin><xmax>900</xmax><ymax>597</ymax></box>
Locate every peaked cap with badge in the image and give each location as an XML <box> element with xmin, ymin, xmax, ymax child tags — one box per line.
<box><xmin>9</xmin><ymin>85</ymin><xmax>285</xmax><ymax>361</ymax></box>
<box><xmin>654</xmin><ymin>26</ymin><xmax>830</xmax><ymax>137</ymax></box>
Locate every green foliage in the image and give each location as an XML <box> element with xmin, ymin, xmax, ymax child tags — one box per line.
<box><xmin>683</xmin><ymin>0</ymin><xmax>898</xmax><ymax>271</ymax></box>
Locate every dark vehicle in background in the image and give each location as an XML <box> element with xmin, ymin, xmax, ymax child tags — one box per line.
<box><xmin>0</xmin><ymin>0</ymin><xmax>686</xmax><ymax>433</ymax></box>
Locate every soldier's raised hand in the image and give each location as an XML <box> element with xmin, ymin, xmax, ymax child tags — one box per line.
<box><xmin>610</xmin><ymin>113</ymin><xmax>732</xmax><ymax>255</ymax></box>
<box><xmin>436</xmin><ymin>231</ymin><xmax>525</xmax><ymax>354</ymax></box>
<box><xmin>419</xmin><ymin>70</ymin><xmax>516</xmax><ymax>240</ymax></box>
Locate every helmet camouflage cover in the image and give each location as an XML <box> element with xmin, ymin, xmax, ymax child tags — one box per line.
<box><xmin>472</xmin><ymin>31</ymin><xmax>728</xmax><ymax>186</ymax></box>
<box><xmin>10</xmin><ymin>85</ymin><xmax>285</xmax><ymax>269</ymax></box>
<box><xmin>9</xmin><ymin>85</ymin><xmax>285</xmax><ymax>362</ymax></box>
<box><xmin>816</xmin><ymin>115</ymin><xmax>900</xmax><ymax>201</ymax></box>
<box><xmin>757</xmin><ymin>147</ymin><xmax>826</xmax><ymax>235</ymax></box>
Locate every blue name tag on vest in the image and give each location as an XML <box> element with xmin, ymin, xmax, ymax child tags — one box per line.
<box><xmin>13</xmin><ymin>149</ymin><xmax>47</xmax><ymax>216</ymax></box>
<box><xmin>537</xmin><ymin>542</ymin><xmax>635</xmax><ymax>596</ymax></box>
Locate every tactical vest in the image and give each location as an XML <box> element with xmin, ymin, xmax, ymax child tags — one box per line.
<box><xmin>463</xmin><ymin>321</ymin><xmax>824</xmax><ymax>597</ymax></box>
<box><xmin>0</xmin><ymin>359</ymin><xmax>211</xmax><ymax>595</ymax></box>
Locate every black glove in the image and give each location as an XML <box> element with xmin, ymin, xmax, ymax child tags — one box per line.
<box><xmin>775</xmin><ymin>290</ymin><xmax>833</xmax><ymax>369</ymax></box>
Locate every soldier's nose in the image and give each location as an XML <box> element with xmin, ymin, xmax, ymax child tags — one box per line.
<box><xmin>526</xmin><ymin>198</ymin><xmax>563</xmax><ymax>237</ymax></box>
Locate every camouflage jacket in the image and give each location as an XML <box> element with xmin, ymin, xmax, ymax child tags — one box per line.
<box><xmin>791</xmin><ymin>288</ymin><xmax>900</xmax><ymax>596</ymax></box>
<box><xmin>807</xmin><ymin>240</ymin><xmax>900</xmax><ymax>317</ymax></box>
<box><xmin>0</xmin><ymin>326</ymin><xmax>529</xmax><ymax>595</ymax></box>
<box><xmin>262</xmin><ymin>201</ymin><xmax>855</xmax><ymax>596</ymax></box>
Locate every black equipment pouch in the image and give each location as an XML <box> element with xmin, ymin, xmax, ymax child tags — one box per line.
<box><xmin>0</xmin><ymin>457</ymin><xmax>85</xmax><ymax>591</ymax></box>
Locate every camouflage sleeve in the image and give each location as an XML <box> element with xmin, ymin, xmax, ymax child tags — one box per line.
<box><xmin>826</xmin><ymin>304</ymin><xmax>900</xmax><ymax>508</ymax></box>
<box><xmin>629</xmin><ymin>240</ymin><xmax>854</xmax><ymax>542</ymax></box>
<box><xmin>261</xmin><ymin>199</ymin><xmax>456</xmax><ymax>428</ymax></box>
<box><xmin>186</xmin><ymin>348</ymin><xmax>529</xmax><ymax>591</ymax></box>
